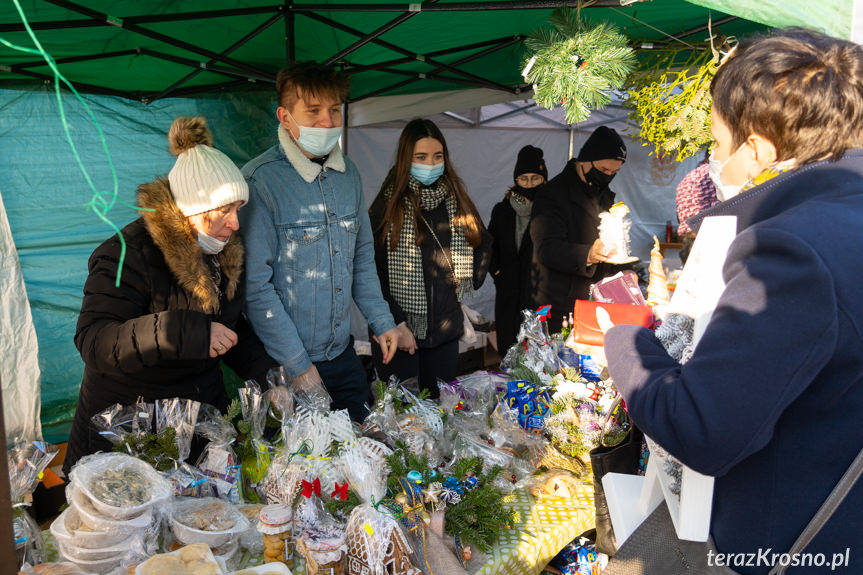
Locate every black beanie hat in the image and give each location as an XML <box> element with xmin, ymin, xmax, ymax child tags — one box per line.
<box><xmin>513</xmin><ymin>145</ymin><xmax>548</xmax><ymax>182</ymax></box>
<box><xmin>577</xmin><ymin>126</ymin><xmax>627</xmax><ymax>163</ymax></box>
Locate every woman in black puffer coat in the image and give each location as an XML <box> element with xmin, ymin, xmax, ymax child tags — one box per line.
<box><xmin>64</xmin><ymin>117</ymin><xmax>276</xmax><ymax>474</ymax></box>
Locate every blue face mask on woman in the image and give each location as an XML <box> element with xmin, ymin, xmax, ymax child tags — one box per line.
<box><xmin>411</xmin><ymin>161</ymin><xmax>445</xmax><ymax>186</ymax></box>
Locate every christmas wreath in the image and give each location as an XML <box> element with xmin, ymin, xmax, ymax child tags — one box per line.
<box><xmin>523</xmin><ymin>7</ymin><xmax>636</xmax><ymax>124</ymax></box>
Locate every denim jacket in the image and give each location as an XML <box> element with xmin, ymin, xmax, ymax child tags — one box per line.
<box><xmin>241</xmin><ymin>127</ymin><xmax>396</xmax><ymax>377</ymax></box>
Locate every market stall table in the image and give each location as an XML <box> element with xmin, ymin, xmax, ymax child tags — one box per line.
<box><xmin>472</xmin><ymin>483</ymin><xmax>595</xmax><ymax>575</ymax></box>
<box><xmin>39</xmin><ymin>483</ymin><xmax>595</xmax><ymax>575</ymax></box>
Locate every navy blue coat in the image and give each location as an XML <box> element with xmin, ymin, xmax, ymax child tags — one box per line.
<box><xmin>605</xmin><ymin>151</ymin><xmax>863</xmax><ymax>574</ymax></box>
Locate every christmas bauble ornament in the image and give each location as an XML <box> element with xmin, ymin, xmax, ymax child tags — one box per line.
<box><xmin>440</xmin><ymin>487</ymin><xmax>462</xmax><ymax>506</ymax></box>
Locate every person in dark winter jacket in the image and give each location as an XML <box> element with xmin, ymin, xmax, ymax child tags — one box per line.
<box><xmin>488</xmin><ymin>145</ymin><xmax>548</xmax><ymax>353</ymax></box>
<box><xmin>605</xmin><ymin>29</ymin><xmax>863</xmax><ymax>574</ymax></box>
<box><xmin>529</xmin><ymin>126</ymin><xmax>628</xmax><ymax>332</ymax></box>
<box><xmin>370</xmin><ymin>118</ymin><xmax>491</xmax><ymax>398</ymax></box>
<box><xmin>64</xmin><ymin>117</ymin><xmax>277</xmax><ymax>474</ymax></box>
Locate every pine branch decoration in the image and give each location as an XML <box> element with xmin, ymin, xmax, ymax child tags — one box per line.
<box><xmin>512</xmin><ymin>360</ymin><xmax>542</xmax><ymax>386</ymax></box>
<box><xmin>113</xmin><ymin>427</ymin><xmax>179</xmax><ymax>471</ymax></box>
<box><xmin>450</xmin><ymin>456</ymin><xmax>484</xmax><ymax>480</ymax></box>
<box><xmin>385</xmin><ymin>441</ymin><xmax>433</xmax><ymax>493</ymax></box>
<box><xmin>223</xmin><ymin>398</ymin><xmax>242</xmax><ymax>423</ymax></box>
<box><xmin>625</xmin><ymin>50</ymin><xmax>718</xmax><ymax>161</ymax></box>
<box><xmin>324</xmin><ymin>488</ymin><xmax>362</xmax><ymax>520</ymax></box>
<box><xmin>538</xmin><ymin>443</ymin><xmax>587</xmax><ymax>476</ymax></box>
<box><xmin>444</xmin><ymin>463</ymin><xmax>517</xmax><ymax>553</ymax></box>
<box><xmin>523</xmin><ymin>8</ymin><xmax>636</xmax><ymax>124</ymax></box>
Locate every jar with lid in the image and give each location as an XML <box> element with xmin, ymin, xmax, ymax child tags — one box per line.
<box><xmin>257</xmin><ymin>504</ymin><xmax>295</xmax><ymax>568</ymax></box>
<box><xmin>296</xmin><ymin>524</ymin><xmax>347</xmax><ymax>575</ymax></box>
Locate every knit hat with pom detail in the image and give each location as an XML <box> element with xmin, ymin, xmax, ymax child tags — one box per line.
<box><xmin>167</xmin><ymin>116</ymin><xmax>248</xmax><ymax>217</ymax></box>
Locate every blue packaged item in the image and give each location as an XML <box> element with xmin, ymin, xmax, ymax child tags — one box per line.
<box><xmin>518</xmin><ymin>412</ymin><xmax>544</xmax><ymax>432</ymax></box>
<box><xmin>506</xmin><ymin>379</ymin><xmax>531</xmax><ymax>395</ymax></box>
<box><xmin>550</xmin><ymin>536</ymin><xmax>607</xmax><ymax>574</ymax></box>
<box><xmin>579</xmin><ymin>353</ymin><xmax>603</xmax><ymax>382</ymax></box>
<box><xmin>518</xmin><ymin>399</ymin><xmax>538</xmax><ymax>416</ymax></box>
<box><xmin>558</xmin><ymin>346</ymin><xmax>579</xmax><ymax>368</ymax></box>
<box><xmin>536</xmin><ymin>390</ymin><xmax>552</xmax><ymax>414</ymax></box>
<box><xmin>514</xmin><ymin>389</ymin><xmax>536</xmax><ymax>412</ymax></box>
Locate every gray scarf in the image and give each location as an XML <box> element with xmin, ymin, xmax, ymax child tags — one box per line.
<box><xmin>509</xmin><ymin>193</ymin><xmax>532</xmax><ymax>252</ymax></box>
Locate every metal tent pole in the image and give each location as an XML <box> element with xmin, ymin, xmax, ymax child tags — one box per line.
<box><xmin>0</xmin><ymin>5</ymin><xmax>282</xmax><ymax>32</ymax></box>
<box><xmin>290</xmin><ymin>1</ymin><xmax>623</xmax><ymax>12</ymax></box>
<box><xmin>41</xmin><ymin>0</ymin><xmax>272</xmax><ymax>79</ymax></box>
<box><xmin>285</xmin><ymin>1</ymin><xmax>295</xmax><ymax>65</ymax></box>
<box><xmin>148</xmin><ymin>12</ymin><xmax>283</xmax><ymax>102</ymax></box>
<box><xmin>343</xmin><ymin>100</ymin><xmax>349</xmax><ymax>153</ymax></box>
<box><xmin>344</xmin><ymin>35</ymin><xmax>523</xmax><ymax>75</ymax></box>
<box><xmin>141</xmin><ymin>49</ymin><xmax>275</xmax><ymax>83</ymax></box>
<box><xmin>5</xmin><ymin>67</ymin><xmax>139</xmax><ymax>100</ymax></box>
<box><xmin>480</xmin><ymin>102</ymin><xmax>537</xmax><ymax>125</ymax></box>
<box><xmin>11</xmin><ymin>49</ymin><xmax>138</xmax><ymax>69</ymax></box>
<box><xmin>324</xmin><ymin>0</ymin><xmax>441</xmax><ymax>65</ymax></box>
<box><xmin>352</xmin><ymin>34</ymin><xmax>524</xmax><ymax>100</ymax></box>
<box><xmin>306</xmin><ymin>12</ymin><xmax>518</xmax><ymax>93</ymax></box>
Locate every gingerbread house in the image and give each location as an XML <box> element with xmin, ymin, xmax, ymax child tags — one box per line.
<box><xmin>346</xmin><ymin>512</ymin><xmax>421</xmax><ymax>575</ymax></box>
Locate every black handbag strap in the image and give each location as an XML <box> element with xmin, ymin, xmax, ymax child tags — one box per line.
<box><xmin>768</xmin><ymin>445</ymin><xmax>863</xmax><ymax>575</ymax></box>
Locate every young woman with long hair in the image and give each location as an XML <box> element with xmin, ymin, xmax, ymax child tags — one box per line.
<box><xmin>369</xmin><ymin>118</ymin><xmax>491</xmax><ymax>398</ymax></box>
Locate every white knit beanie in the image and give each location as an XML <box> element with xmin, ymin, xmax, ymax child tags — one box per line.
<box><xmin>167</xmin><ymin>116</ymin><xmax>248</xmax><ymax>217</ymax></box>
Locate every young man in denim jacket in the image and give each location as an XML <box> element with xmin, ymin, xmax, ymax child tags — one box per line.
<box><xmin>241</xmin><ymin>62</ymin><xmax>405</xmax><ymax>422</ymax></box>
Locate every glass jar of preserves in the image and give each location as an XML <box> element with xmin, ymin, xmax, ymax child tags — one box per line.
<box><xmin>257</xmin><ymin>504</ymin><xmax>295</xmax><ymax>568</ymax></box>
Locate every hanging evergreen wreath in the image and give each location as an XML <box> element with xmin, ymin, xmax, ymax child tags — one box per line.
<box><xmin>523</xmin><ymin>7</ymin><xmax>636</xmax><ymax>124</ymax></box>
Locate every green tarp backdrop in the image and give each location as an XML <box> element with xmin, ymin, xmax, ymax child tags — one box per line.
<box><xmin>0</xmin><ymin>0</ymin><xmax>856</xmax><ymax>442</ymax></box>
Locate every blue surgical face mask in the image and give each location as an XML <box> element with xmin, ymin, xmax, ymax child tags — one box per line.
<box><xmin>197</xmin><ymin>229</ymin><xmax>228</xmax><ymax>255</ymax></box>
<box><xmin>411</xmin><ymin>161</ymin><xmax>445</xmax><ymax>186</ymax></box>
<box><xmin>286</xmin><ymin>110</ymin><xmax>342</xmax><ymax>157</ymax></box>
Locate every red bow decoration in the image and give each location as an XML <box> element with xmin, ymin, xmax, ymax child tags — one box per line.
<box><xmin>332</xmin><ymin>481</ymin><xmax>349</xmax><ymax>501</ymax></box>
<box><xmin>301</xmin><ymin>478</ymin><xmax>321</xmax><ymax>498</ymax></box>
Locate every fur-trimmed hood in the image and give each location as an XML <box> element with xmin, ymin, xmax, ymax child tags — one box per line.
<box><xmin>137</xmin><ymin>177</ymin><xmax>244</xmax><ymax>314</ymax></box>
